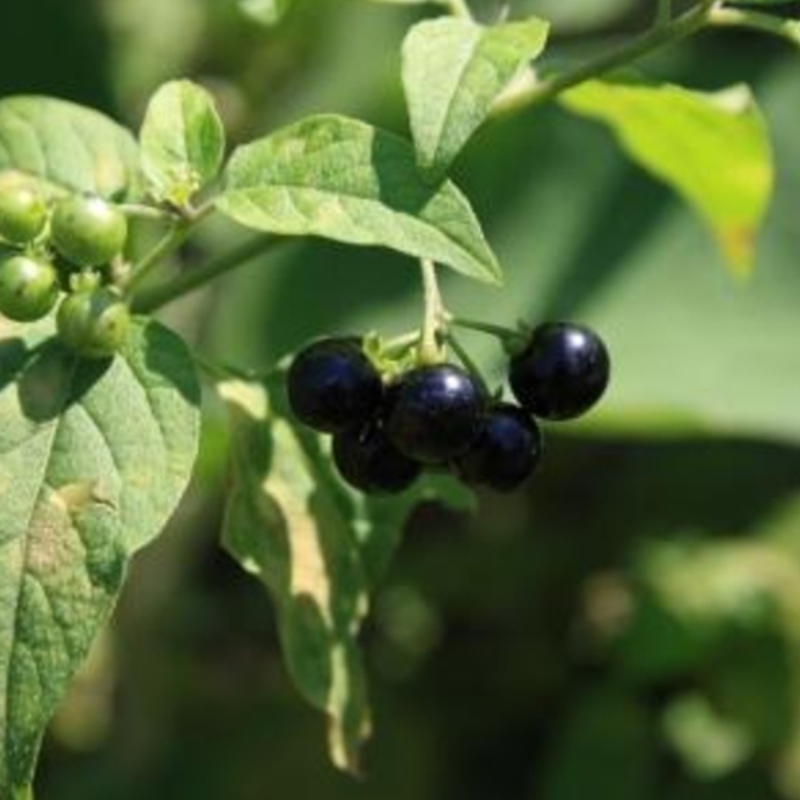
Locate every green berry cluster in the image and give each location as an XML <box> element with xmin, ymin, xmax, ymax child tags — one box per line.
<box><xmin>0</xmin><ymin>182</ymin><xmax>131</xmax><ymax>359</ymax></box>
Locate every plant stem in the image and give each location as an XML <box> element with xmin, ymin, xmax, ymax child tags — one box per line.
<box><xmin>383</xmin><ymin>330</ymin><xmax>422</xmax><ymax>355</ymax></box>
<box><xmin>132</xmin><ymin>233</ymin><xmax>284</xmax><ymax>314</ymax></box>
<box><xmin>124</xmin><ymin>221</ymin><xmax>190</xmax><ymax>298</ymax></box>
<box><xmin>491</xmin><ymin>0</ymin><xmax>716</xmax><ymax>118</ymax></box>
<box><xmin>448</xmin><ymin>315</ymin><xmax>528</xmax><ymax>348</ymax></box>
<box><xmin>708</xmin><ymin>6</ymin><xmax>800</xmax><ymax>50</ymax></box>
<box><xmin>119</xmin><ymin>203</ymin><xmax>177</xmax><ymax>222</ymax></box>
<box><xmin>419</xmin><ymin>259</ymin><xmax>445</xmax><ymax>364</ymax></box>
<box><xmin>444</xmin><ymin>332</ymin><xmax>491</xmax><ymax>396</ymax></box>
<box><xmin>439</xmin><ymin>0</ymin><xmax>472</xmax><ymax>19</ymax></box>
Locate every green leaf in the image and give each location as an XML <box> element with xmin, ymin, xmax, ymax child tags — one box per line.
<box><xmin>216</xmin><ymin>114</ymin><xmax>501</xmax><ymax>285</ymax></box>
<box><xmin>139</xmin><ymin>80</ymin><xmax>225</xmax><ymax>207</ymax></box>
<box><xmin>560</xmin><ymin>78</ymin><xmax>774</xmax><ymax>278</ymax></box>
<box><xmin>220</xmin><ymin>380</ymin><xmax>371</xmax><ymax>773</ymax></box>
<box><xmin>0</xmin><ymin>317</ymin><xmax>200</xmax><ymax>796</ymax></box>
<box><xmin>0</xmin><ymin>97</ymin><xmax>141</xmax><ymax>200</ymax></box>
<box><xmin>239</xmin><ymin>0</ymin><xmax>294</xmax><ymax>25</ymax></box>
<box><xmin>402</xmin><ymin>16</ymin><xmax>549</xmax><ymax>175</ymax></box>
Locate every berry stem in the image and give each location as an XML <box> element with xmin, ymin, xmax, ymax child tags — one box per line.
<box><xmin>119</xmin><ymin>203</ymin><xmax>178</xmax><ymax>223</ymax></box>
<box><xmin>383</xmin><ymin>330</ymin><xmax>422</xmax><ymax>355</ymax></box>
<box><xmin>131</xmin><ymin>233</ymin><xmax>284</xmax><ymax>314</ymax></box>
<box><xmin>491</xmin><ymin>0</ymin><xmax>717</xmax><ymax>118</ymax></box>
<box><xmin>444</xmin><ymin>331</ymin><xmax>492</xmax><ymax>397</ymax></box>
<box><xmin>123</xmin><ymin>220</ymin><xmax>191</xmax><ymax>298</ymax></box>
<box><xmin>419</xmin><ymin>259</ymin><xmax>446</xmax><ymax>365</ymax></box>
<box><xmin>448</xmin><ymin>316</ymin><xmax>528</xmax><ymax>352</ymax></box>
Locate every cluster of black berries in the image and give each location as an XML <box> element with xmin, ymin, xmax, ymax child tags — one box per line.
<box><xmin>287</xmin><ymin>323</ymin><xmax>610</xmax><ymax>495</ymax></box>
<box><xmin>0</xmin><ymin>182</ymin><xmax>131</xmax><ymax>359</ymax></box>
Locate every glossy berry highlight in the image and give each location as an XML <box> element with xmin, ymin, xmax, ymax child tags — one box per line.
<box><xmin>287</xmin><ymin>337</ymin><xmax>384</xmax><ymax>433</ymax></box>
<box><xmin>0</xmin><ymin>255</ymin><xmax>60</xmax><ymax>322</ymax></box>
<box><xmin>510</xmin><ymin>322</ymin><xmax>610</xmax><ymax>420</ymax></box>
<box><xmin>456</xmin><ymin>404</ymin><xmax>542</xmax><ymax>492</ymax></box>
<box><xmin>0</xmin><ymin>185</ymin><xmax>48</xmax><ymax>245</ymax></box>
<box><xmin>385</xmin><ymin>364</ymin><xmax>486</xmax><ymax>464</ymax></box>
<box><xmin>57</xmin><ymin>288</ymin><xmax>131</xmax><ymax>359</ymax></box>
<box><xmin>51</xmin><ymin>195</ymin><xmax>128</xmax><ymax>267</ymax></box>
<box><xmin>333</xmin><ymin>423</ymin><xmax>421</xmax><ymax>495</ymax></box>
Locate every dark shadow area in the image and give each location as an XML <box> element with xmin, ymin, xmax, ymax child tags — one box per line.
<box><xmin>141</xmin><ymin>323</ymin><xmax>203</xmax><ymax>406</ymax></box>
<box><xmin>0</xmin><ymin>0</ymin><xmax>113</xmax><ymax>109</ymax></box>
<box><xmin>0</xmin><ymin>337</ymin><xmax>30</xmax><ymax>391</ymax></box>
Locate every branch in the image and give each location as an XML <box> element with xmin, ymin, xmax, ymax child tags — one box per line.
<box><xmin>708</xmin><ymin>6</ymin><xmax>800</xmax><ymax>51</ymax></box>
<box><xmin>492</xmin><ymin>1</ymin><xmax>716</xmax><ymax>118</ymax></box>
<box><xmin>132</xmin><ymin>233</ymin><xmax>284</xmax><ymax>313</ymax></box>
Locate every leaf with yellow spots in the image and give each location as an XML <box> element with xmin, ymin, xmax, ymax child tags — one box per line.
<box><xmin>561</xmin><ymin>78</ymin><xmax>774</xmax><ymax>279</ymax></box>
<box><xmin>220</xmin><ymin>377</ymin><xmax>476</xmax><ymax>772</ymax></box>
<box><xmin>220</xmin><ymin>379</ymin><xmax>371</xmax><ymax>773</ymax></box>
<box><xmin>0</xmin><ymin>318</ymin><xmax>200</xmax><ymax>797</ymax></box>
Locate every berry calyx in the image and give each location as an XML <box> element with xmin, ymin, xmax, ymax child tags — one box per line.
<box><xmin>50</xmin><ymin>195</ymin><xmax>128</xmax><ymax>267</ymax></box>
<box><xmin>509</xmin><ymin>322</ymin><xmax>610</xmax><ymax>420</ymax></box>
<box><xmin>0</xmin><ymin>185</ymin><xmax>48</xmax><ymax>245</ymax></box>
<box><xmin>455</xmin><ymin>404</ymin><xmax>542</xmax><ymax>492</ymax></box>
<box><xmin>287</xmin><ymin>337</ymin><xmax>384</xmax><ymax>433</ymax></box>
<box><xmin>385</xmin><ymin>363</ymin><xmax>486</xmax><ymax>464</ymax></box>
<box><xmin>0</xmin><ymin>255</ymin><xmax>60</xmax><ymax>322</ymax></box>
<box><xmin>56</xmin><ymin>288</ymin><xmax>131</xmax><ymax>359</ymax></box>
<box><xmin>333</xmin><ymin>423</ymin><xmax>421</xmax><ymax>495</ymax></box>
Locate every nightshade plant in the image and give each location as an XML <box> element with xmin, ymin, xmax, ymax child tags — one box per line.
<box><xmin>0</xmin><ymin>0</ymin><xmax>797</xmax><ymax>795</ymax></box>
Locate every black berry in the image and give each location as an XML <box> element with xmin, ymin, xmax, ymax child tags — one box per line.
<box><xmin>333</xmin><ymin>424</ymin><xmax>421</xmax><ymax>495</ymax></box>
<box><xmin>385</xmin><ymin>364</ymin><xmax>486</xmax><ymax>464</ymax></box>
<box><xmin>509</xmin><ymin>322</ymin><xmax>610</xmax><ymax>420</ymax></box>
<box><xmin>455</xmin><ymin>404</ymin><xmax>542</xmax><ymax>492</ymax></box>
<box><xmin>287</xmin><ymin>337</ymin><xmax>383</xmax><ymax>433</ymax></box>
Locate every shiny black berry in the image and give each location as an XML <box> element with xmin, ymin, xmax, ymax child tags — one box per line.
<box><xmin>333</xmin><ymin>424</ymin><xmax>421</xmax><ymax>495</ymax></box>
<box><xmin>287</xmin><ymin>337</ymin><xmax>383</xmax><ymax>433</ymax></box>
<box><xmin>509</xmin><ymin>322</ymin><xmax>610</xmax><ymax>420</ymax></box>
<box><xmin>385</xmin><ymin>364</ymin><xmax>486</xmax><ymax>464</ymax></box>
<box><xmin>456</xmin><ymin>404</ymin><xmax>542</xmax><ymax>492</ymax></box>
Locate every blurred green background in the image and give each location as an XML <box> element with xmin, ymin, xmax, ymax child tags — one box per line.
<box><xmin>4</xmin><ymin>0</ymin><xmax>800</xmax><ymax>797</ymax></box>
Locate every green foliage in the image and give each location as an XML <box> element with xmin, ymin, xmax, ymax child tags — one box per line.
<box><xmin>0</xmin><ymin>0</ymin><xmax>799</xmax><ymax>793</ymax></box>
<box><xmin>0</xmin><ymin>98</ymin><xmax>141</xmax><ymax>200</ymax></box>
<box><xmin>221</xmin><ymin>378</ymin><xmax>372</xmax><ymax>773</ymax></box>
<box><xmin>402</xmin><ymin>16</ymin><xmax>549</xmax><ymax>175</ymax></box>
<box><xmin>140</xmin><ymin>80</ymin><xmax>226</xmax><ymax>207</ymax></box>
<box><xmin>216</xmin><ymin>115</ymin><xmax>502</xmax><ymax>285</ymax></box>
<box><xmin>0</xmin><ymin>317</ymin><xmax>200</xmax><ymax>797</ymax></box>
<box><xmin>220</xmin><ymin>377</ymin><xmax>474</xmax><ymax>770</ymax></box>
<box><xmin>560</xmin><ymin>78</ymin><xmax>774</xmax><ymax>277</ymax></box>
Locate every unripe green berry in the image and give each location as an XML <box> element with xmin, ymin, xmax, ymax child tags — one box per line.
<box><xmin>57</xmin><ymin>288</ymin><xmax>131</xmax><ymax>359</ymax></box>
<box><xmin>0</xmin><ymin>255</ymin><xmax>60</xmax><ymax>322</ymax></box>
<box><xmin>51</xmin><ymin>196</ymin><xmax>128</xmax><ymax>267</ymax></box>
<box><xmin>0</xmin><ymin>186</ymin><xmax>48</xmax><ymax>245</ymax></box>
